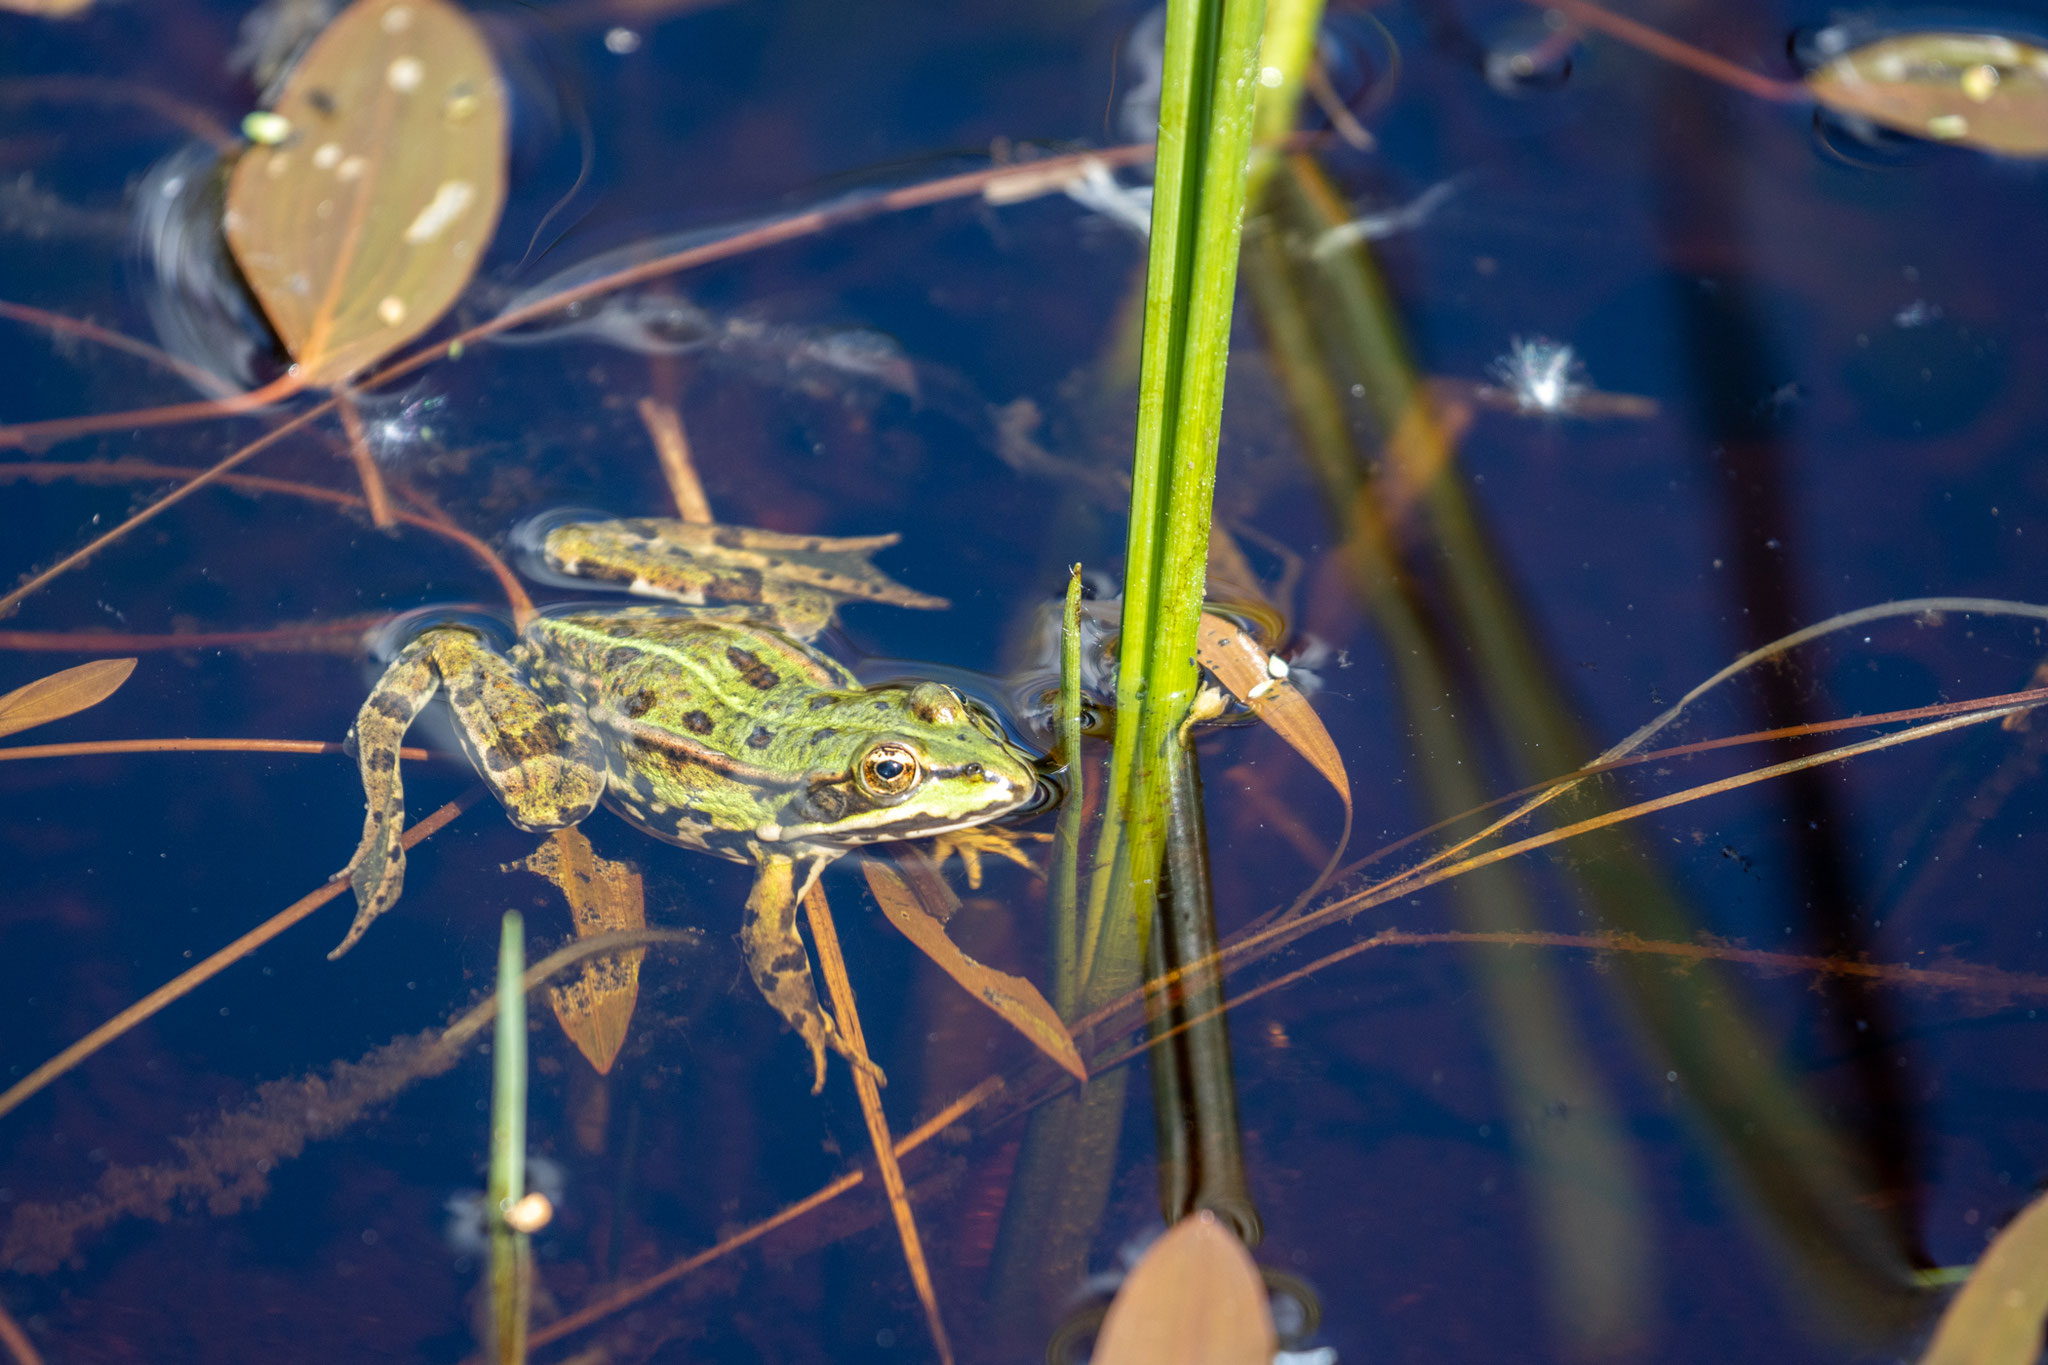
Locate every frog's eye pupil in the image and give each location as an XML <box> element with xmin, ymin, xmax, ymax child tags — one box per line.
<box><xmin>858</xmin><ymin>743</ymin><xmax>921</xmax><ymax>796</ymax></box>
<box><xmin>964</xmin><ymin>763</ymin><xmax>982</xmax><ymax>777</ymax></box>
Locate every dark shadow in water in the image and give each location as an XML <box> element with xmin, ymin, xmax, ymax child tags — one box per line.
<box><xmin>1649</xmin><ymin>50</ymin><xmax>1928</xmax><ymax>1293</ymax></box>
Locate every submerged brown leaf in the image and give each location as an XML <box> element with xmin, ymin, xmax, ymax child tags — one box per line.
<box><xmin>1807</xmin><ymin>32</ymin><xmax>2048</xmax><ymax>157</ymax></box>
<box><xmin>0</xmin><ymin>657</ymin><xmax>136</xmax><ymax>739</ymax></box>
<box><xmin>1093</xmin><ymin>1212</ymin><xmax>1275</xmax><ymax>1365</ymax></box>
<box><xmin>512</xmin><ymin>828</ymin><xmax>646</xmax><ymax>1074</ymax></box>
<box><xmin>862</xmin><ymin>857</ymin><xmax>1086</xmax><ymax>1083</ymax></box>
<box><xmin>1919</xmin><ymin>1187</ymin><xmax>2048</xmax><ymax>1365</ymax></box>
<box><xmin>224</xmin><ymin>0</ymin><xmax>508</xmax><ymax>385</ymax></box>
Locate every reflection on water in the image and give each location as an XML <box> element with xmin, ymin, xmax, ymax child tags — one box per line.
<box><xmin>2</xmin><ymin>0</ymin><xmax>2047</xmax><ymax>1361</ymax></box>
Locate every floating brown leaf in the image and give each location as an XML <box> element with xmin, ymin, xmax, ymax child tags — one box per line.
<box><xmin>511</xmin><ymin>827</ymin><xmax>646</xmax><ymax>1074</ymax></box>
<box><xmin>1093</xmin><ymin>1212</ymin><xmax>1275</xmax><ymax>1365</ymax></box>
<box><xmin>862</xmin><ymin>857</ymin><xmax>1086</xmax><ymax>1083</ymax></box>
<box><xmin>1918</xmin><ymin>1187</ymin><xmax>2048</xmax><ymax>1365</ymax></box>
<box><xmin>224</xmin><ymin>0</ymin><xmax>508</xmax><ymax>386</ymax></box>
<box><xmin>1196</xmin><ymin>612</ymin><xmax>1350</xmax><ymax>810</ymax></box>
<box><xmin>0</xmin><ymin>658</ymin><xmax>137</xmax><ymax>739</ymax></box>
<box><xmin>1807</xmin><ymin>32</ymin><xmax>2048</xmax><ymax>158</ymax></box>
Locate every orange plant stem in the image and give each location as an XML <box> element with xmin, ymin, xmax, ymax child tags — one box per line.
<box><xmin>801</xmin><ymin>879</ymin><xmax>955</xmax><ymax>1365</ymax></box>
<box><xmin>0</xmin><ymin>788</ymin><xmax>481</xmax><ymax>1122</ymax></box>
<box><xmin>0</xmin><ymin>738</ymin><xmax>432</xmax><ymax>763</ymax></box>
<box><xmin>1525</xmin><ymin>0</ymin><xmax>1807</xmax><ymax>103</ymax></box>
<box><xmin>334</xmin><ymin>389</ymin><xmax>398</xmax><ymax>528</ymax></box>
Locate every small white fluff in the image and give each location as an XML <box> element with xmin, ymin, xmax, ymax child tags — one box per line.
<box><xmin>1490</xmin><ymin>336</ymin><xmax>1588</xmax><ymax>415</ymax></box>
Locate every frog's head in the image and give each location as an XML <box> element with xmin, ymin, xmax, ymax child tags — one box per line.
<box><xmin>757</xmin><ymin>682</ymin><xmax>1040</xmax><ymax>849</ymax></box>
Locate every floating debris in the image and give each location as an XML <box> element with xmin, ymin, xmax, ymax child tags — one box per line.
<box><xmin>1310</xmin><ymin>177</ymin><xmax>1462</xmax><ymax>256</ymax></box>
<box><xmin>1485</xmin><ymin>9</ymin><xmax>1580</xmax><ymax>94</ymax></box>
<box><xmin>1806</xmin><ymin>30</ymin><xmax>2048</xmax><ymax>157</ymax></box>
<box><xmin>489</xmin><ymin>270</ymin><xmax>921</xmax><ymax>402</ymax></box>
<box><xmin>1490</xmin><ymin>336</ymin><xmax>1588</xmax><ymax>415</ymax></box>
<box><xmin>239</xmin><ymin>111</ymin><xmax>295</xmax><ymax>145</ymax></box>
<box><xmin>1464</xmin><ymin>336</ymin><xmax>1660</xmax><ymax>420</ymax></box>
<box><xmin>224</xmin><ymin>0</ymin><xmax>509</xmax><ymax>386</ymax></box>
<box><xmin>1064</xmin><ymin>160</ymin><xmax>1154</xmax><ymax>236</ymax></box>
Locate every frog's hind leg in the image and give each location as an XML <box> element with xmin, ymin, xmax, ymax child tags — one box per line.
<box><xmin>336</xmin><ymin>627</ymin><xmax>605</xmax><ymax>959</ymax></box>
<box><xmin>742</xmin><ymin>853</ymin><xmax>887</xmax><ymax>1094</ymax></box>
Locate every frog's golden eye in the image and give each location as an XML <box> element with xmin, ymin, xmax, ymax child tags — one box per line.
<box><xmin>857</xmin><ymin>742</ymin><xmax>922</xmax><ymax>798</ymax></box>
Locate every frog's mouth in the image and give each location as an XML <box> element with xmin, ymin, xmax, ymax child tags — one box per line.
<box><xmin>755</xmin><ymin>765</ymin><xmax>1029</xmax><ymax>846</ymax></box>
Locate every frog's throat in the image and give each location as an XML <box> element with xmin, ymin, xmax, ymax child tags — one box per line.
<box><xmin>757</xmin><ymin>805</ymin><xmax>1018</xmax><ymax>846</ymax></box>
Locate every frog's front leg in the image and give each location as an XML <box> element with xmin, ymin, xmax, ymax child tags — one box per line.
<box><xmin>742</xmin><ymin>852</ymin><xmax>887</xmax><ymax>1094</ymax></box>
<box><xmin>337</xmin><ymin>626</ymin><xmax>605</xmax><ymax>958</ymax></box>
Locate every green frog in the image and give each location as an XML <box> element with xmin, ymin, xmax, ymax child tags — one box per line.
<box><xmin>337</xmin><ymin>515</ymin><xmax>1042</xmax><ymax>1090</ymax></box>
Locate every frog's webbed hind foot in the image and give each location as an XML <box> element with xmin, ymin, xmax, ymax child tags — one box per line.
<box><xmin>743</xmin><ymin>855</ymin><xmax>888</xmax><ymax>1094</ymax></box>
<box><xmin>335</xmin><ymin>626</ymin><xmax>606</xmax><ymax>959</ymax></box>
<box><xmin>537</xmin><ymin>517</ymin><xmax>947</xmax><ymax>642</ymax></box>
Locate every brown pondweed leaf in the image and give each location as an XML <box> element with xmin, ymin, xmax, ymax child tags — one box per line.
<box><xmin>511</xmin><ymin>827</ymin><xmax>646</xmax><ymax>1074</ymax></box>
<box><xmin>1807</xmin><ymin>32</ymin><xmax>2048</xmax><ymax>157</ymax></box>
<box><xmin>0</xmin><ymin>657</ymin><xmax>136</xmax><ymax>740</ymax></box>
<box><xmin>1196</xmin><ymin>612</ymin><xmax>1349</xmax><ymax>811</ymax></box>
<box><xmin>862</xmin><ymin>856</ymin><xmax>1086</xmax><ymax>1083</ymax></box>
<box><xmin>1918</xmin><ymin>1187</ymin><xmax>2048</xmax><ymax>1365</ymax></box>
<box><xmin>1093</xmin><ymin>1211</ymin><xmax>1276</xmax><ymax>1365</ymax></box>
<box><xmin>224</xmin><ymin>0</ymin><xmax>508</xmax><ymax>387</ymax></box>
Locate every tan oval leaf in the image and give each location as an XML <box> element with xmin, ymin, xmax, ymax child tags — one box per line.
<box><xmin>862</xmin><ymin>857</ymin><xmax>1086</xmax><ymax>1083</ymax></box>
<box><xmin>1807</xmin><ymin>32</ymin><xmax>2048</xmax><ymax>158</ymax></box>
<box><xmin>1094</xmin><ymin>1212</ymin><xmax>1276</xmax><ymax>1365</ymax></box>
<box><xmin>0</xmin><ymin>658</ymin><xmax>137</xmax><ymax>739</ymax></box>
<box><xmin>511</xmin><ymin>827</ymin><xmax>646</xmax><ymax>1074</ymax></box>
<box><xmin>1918</xmin><ymin>1187</ymin><xmax>2048</xmax><ymax>1365</ymax></box>
<box><xmin>225</xmin><ymin>0</ymin><xmax>508</xmax><ymax>386</ymax></box>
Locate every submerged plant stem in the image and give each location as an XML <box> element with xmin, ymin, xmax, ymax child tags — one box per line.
<box><xmin>800</xmin><ymin>881</ymin><xmax>954</xmax><ymax>1365</ymax></box>
<box><xmin>0</xmin><ymin>737</ymin><xmax>433</xmax><ymax>762</ymax></box>
<box><xmin>0</xmin><ymin>787</ymin><xmax>483</xmax><ymax>1122</ymax></box>
<box><xmin>489</xmin><ymin>912</ymin><xmax>531</xmax><ymax>1365</ymax></box>
<box><xmin>0</xmin><ymin>1300</ymin><xmax>44</xmax><ymax>1365</ymax></box>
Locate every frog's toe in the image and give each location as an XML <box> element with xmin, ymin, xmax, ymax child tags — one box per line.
<box><xmin>825</xmin><ymin>1023</ymin><xmax>887</xmax><ymax>1090</ymax></box>
<box><xmin>804</xmin><ymin>1031</ymin><xmax>830</xmax><ymax>1095</ymax></box>
<box><xmin>333</xmin><ymin>834</ymin><xmax>404</xmax><ymax>959</ymax></box>
<box><xmin>793</xmin><ymin>1014</ymin><xmax>887</xmax><ymax>1093</ymax></box>
<box><xmin>328</xmin><ymin>902</ymin><xmax>382</xmax><ymax>960</ymax></box>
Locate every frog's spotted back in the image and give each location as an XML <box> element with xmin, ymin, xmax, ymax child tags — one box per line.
<box><xmin>539</xmin><ymin>517</ymin><xmax>947</xmax><ymax>641</ymax></box>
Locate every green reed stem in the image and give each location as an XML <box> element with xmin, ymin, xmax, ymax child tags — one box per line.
<box><xmin>1050</xmin><ymin>565</ymin><xmax>1087</xmax><ymax>1016</ymax></box>
<box><xmin>489</xmin><ymin>911</ymin><xmax>530</xmax><ymax>1365</ymax></box>
<box><xmin>1247</xmin><ymin>0</ymin><xmax>1324</xmax><ymax>201</ymax></box>
<box><xmin>1084</xmin><ymin>0</ymin><xmax>1266</xmax><ymax>995</ymax></box>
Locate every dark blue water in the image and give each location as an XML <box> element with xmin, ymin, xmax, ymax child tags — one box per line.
<box><xmin>3</xmin><ymin>0</ymin><xmax>2047</xmax><ymax>1361</ymax></box>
